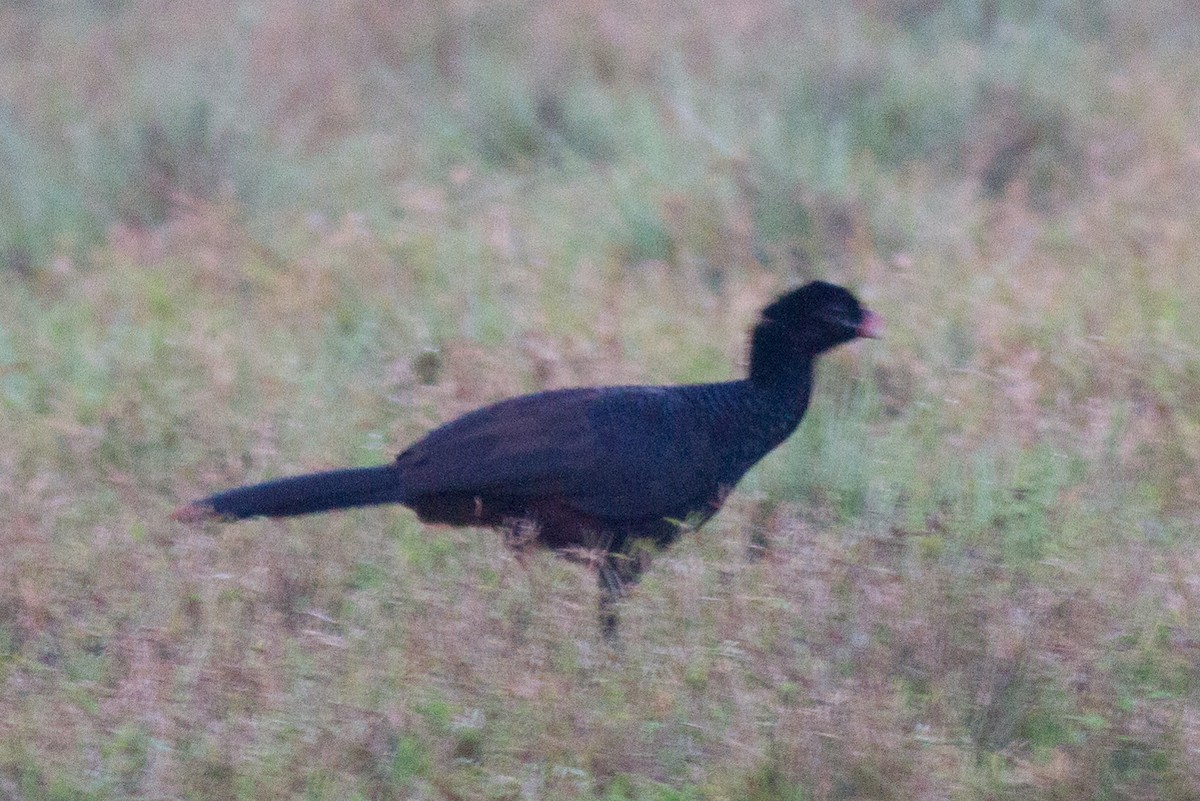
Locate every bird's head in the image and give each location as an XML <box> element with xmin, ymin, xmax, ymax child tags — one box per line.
<box><xmin>749</xmin><ymin>281</ymin><xmax>880</xmax><ymax>383</ymax></box>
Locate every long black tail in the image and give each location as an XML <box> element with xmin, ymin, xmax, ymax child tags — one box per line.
<box><xmin>172</xmin><ymin>464</ymin><xmax>404</xmax><ymax>522</ymax></box>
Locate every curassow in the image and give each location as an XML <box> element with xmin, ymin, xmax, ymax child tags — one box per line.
<box><xmin>173</xmin><ymin>281</ymin><xmax>881</xmax><ymax>634</ymax></box>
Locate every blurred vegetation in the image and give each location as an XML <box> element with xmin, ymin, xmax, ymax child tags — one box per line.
<box><xmin>2</xmin><ymin>0</ymin><xmax>1200</xmax><ymax>798</ymax></box>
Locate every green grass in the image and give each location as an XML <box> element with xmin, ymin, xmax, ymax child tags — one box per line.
<box><xmin>2</xmin><ymin>0</ymin><xmax>1200</xmax><ymax>798</ymax></box>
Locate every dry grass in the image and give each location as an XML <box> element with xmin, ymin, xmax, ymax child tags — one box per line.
<box><xmin>2</xmin><ymin>0</ymin><xmax>1200</xmax><ymax>798</ymax></box>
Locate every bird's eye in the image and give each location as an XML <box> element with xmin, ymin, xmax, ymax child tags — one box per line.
<box><xmin>822</xmin><ymin>307</ymin><xmax>854</xmax><ymax>326</ymax></box>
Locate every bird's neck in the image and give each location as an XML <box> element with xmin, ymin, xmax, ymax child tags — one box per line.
<box><xmin>704</xmin><ymin>375</ymin><xmax>811</xmax><ymax>479</ymax></box>
<box><xmin>747</xmin><ymin>321</ymin><xmax>817</xmax><ymax>401</ymax></box>
<box><xmin>744</xmin><ymin>365</ymin><xmax>814</xmax><ymax>419</ymax></box>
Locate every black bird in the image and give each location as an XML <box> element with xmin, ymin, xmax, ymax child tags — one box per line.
<box><xmin>173</xmin><ymin>281</ymin><xmax>881</xmax><ymax>634</ymax></box>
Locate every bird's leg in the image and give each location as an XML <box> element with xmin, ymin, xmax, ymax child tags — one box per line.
<box><xmin>500</xmin><ymin>517</ymin><xmax>542</xmax><ymax>637</ymax></box>
<box><xmin>503</xmin><ymin>516</ymin><xmax>540</xmax><ymax>569</ymax></box>
<box><xmin>597</xmin><ymin>543</ymin><xmax>651</xmax><ymax>640</ymax></box>
<box><xmin>597</xmin><ymin>555</ymin><xmax>626</xmax><ymax>641</ymax></box>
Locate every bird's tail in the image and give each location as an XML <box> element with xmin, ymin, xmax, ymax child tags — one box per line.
<box><xmin>171</xmin><ymin>465</ymin><xmax>404</xmax><ymax>522</ymax></box>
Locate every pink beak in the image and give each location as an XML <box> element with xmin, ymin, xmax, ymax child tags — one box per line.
<box><xmin>857</xmin><ymin>310</ymin><xmax>883</xmax><ymax>339</ymax></box>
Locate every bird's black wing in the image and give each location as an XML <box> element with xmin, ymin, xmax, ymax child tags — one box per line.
<box><xmin>393</xmin><ymin>385</ymin><xmax>725</xmax><ymax>522</ymax></box>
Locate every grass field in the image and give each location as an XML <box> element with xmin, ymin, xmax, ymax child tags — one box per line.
<box><xmin>3</xmin><ymin>1</ymin><xmax>1200</xmax><ymax>798</ymax></box>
